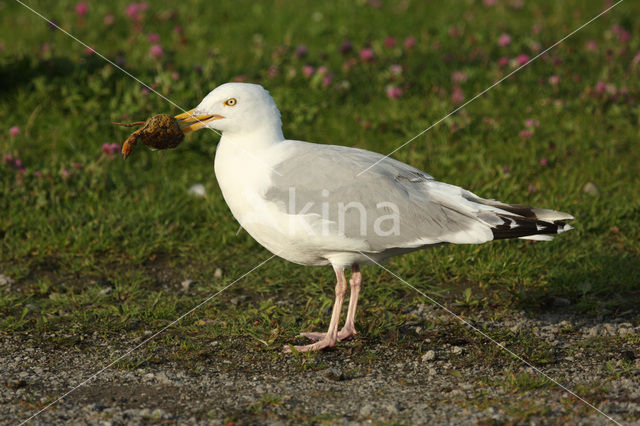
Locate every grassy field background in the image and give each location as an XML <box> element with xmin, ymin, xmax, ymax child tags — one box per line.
<box><xmin>1</xmin><ymin>0</ymin><xmax>639</xmax><ymax>422</ymax></box>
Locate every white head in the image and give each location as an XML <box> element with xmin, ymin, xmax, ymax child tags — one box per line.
<box><xmin>176</xmin><ymin>83</ymin><xmax>284</xmax><ymax>141</ymax></box>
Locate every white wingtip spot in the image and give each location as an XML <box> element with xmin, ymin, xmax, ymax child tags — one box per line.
<box><xmin>520</xmin><ymin>234</ymin><xmax>554</xmax><ymax>241</ymax></box>
<box><xmin>558</xmin><ymin>224</ymin><xmax>574</xmax><ymax>234</ymax></box>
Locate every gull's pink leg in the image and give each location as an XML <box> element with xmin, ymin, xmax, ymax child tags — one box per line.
<box><xmin>337</xmin><ymin>264</ymin><xmax>361</xmax><ymax>340</ymax></box>
<box><xmin>298</xmin><ymin>264</ymin><xmax>362</xmax><ymax>342</ymax></box>
<box><xmin>284</xmin><ymin>267</ymin><xmax>347</xmax><ymax>353</ymax></box>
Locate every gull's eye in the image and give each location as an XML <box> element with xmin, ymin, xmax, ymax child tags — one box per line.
<box><xmin>224</xmin><ymin>98</ymin><xmax>237</xmax><ymax>106</ymax></box>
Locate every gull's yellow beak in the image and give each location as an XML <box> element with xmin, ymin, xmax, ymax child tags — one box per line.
<box><xmin>175</xmin><ymin>109</ymin><xmax>224</xmax><ymax>134</ymax></box>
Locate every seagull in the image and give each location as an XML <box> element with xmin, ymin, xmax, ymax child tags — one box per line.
<box><xmin>174</xmin><ymin>82</ymin><xmax>573</xmax><ymax>353</ymax></box>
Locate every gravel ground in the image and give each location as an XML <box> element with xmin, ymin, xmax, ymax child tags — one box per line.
<box><xmin>2</xmin><ymin>307</ymin><xmax>639</xmax><ymax>425</ymax></box>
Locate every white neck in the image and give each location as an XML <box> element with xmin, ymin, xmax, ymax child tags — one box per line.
<box><xmin>219</xmin><ymin>124</ymin><xmax>285</xmax><ymax>150</ymax></box>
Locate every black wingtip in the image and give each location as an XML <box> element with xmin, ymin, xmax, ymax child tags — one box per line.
<box><xmin>491</xmin><ymin>214</ymin><xmax>566</xmax><ymax>240</ymax></box>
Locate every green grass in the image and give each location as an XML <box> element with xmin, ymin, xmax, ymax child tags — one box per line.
<box><xmin>1</xmin><ymin>0</ymin><xmax>639</xmax><ymax>354</ymax></box>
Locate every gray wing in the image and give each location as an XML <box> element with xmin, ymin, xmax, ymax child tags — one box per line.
<box><xmin>265</xmin><ymin>141</ymin><xmax>501</xmax><ymax>252</ymax></box>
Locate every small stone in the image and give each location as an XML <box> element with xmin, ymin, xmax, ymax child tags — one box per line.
<box><xmin>230</xmin><ymin>295</ymin><xmax>247</xmax><ymax>306</ymax></box>
<box><xmin>155</xmin><ymin>371</ymin><xmax>171</xmax><ymax>384</ymax></box>
<box><xmin>604</xmin><ymin>323</ymin><xmax>617</xmax><ymax>336</ymax></box>
<box><xmin>0</xmin><ymin>273</ymin><xmax>14</xmax><ymax>286</ymax></box>
<box><xmin>326</xmin><ymin>367</ymin><xmax>345</xmax><ymax>381</ymax></box>
<box><xmin>181</xmin><ymin>279</ymin><xmax>194</xmax><ymax>290</ymax></box>
<box><xmin>384</xmin><ymin>403</ymin><xmax>399</xmax><ymax>414</ymax></box>
<box><xmin>451</xmin><ymin>346</ymin><xmax>463</xmax><ymax>355</ymax></box>
<box><xmin>360</xmin><ymin>404</ymin><xmax>373</xmax><ymax>416</ymax></box>
<box><xmin>619</xmin><ymin>327</ymin><xmax>633</xmax><ymax>337</ymax></box>
<box><xmin>583</xmin><ymin>182</ymin><xmax>599</xmax><ymax>196</ymax></box>
<box><xmin>448</xmin><ymin>389</ymin><xmax>465</xmax><ymax>398</ymax></box>
<box><xmin>188</xmin><ymin>184</ymin><xmax>206</xmax><ymax>198</ymax></box>
<box><xmin>151</xmin><ymin>408</ymin><xmax>167</xmax><ymax>419</ymax></box>
<box><xmin>422</xmin><ymin>350</ymin><xmax>436</xmax><ymax>362</ymax></box>
<box><xmin>214</xmin><ymin>268</ymin><xmax>223</xmax><ymax>279</ymax></box>
<box><xmin>99</xmin><ymin>287</ymin><xmax>113</xmax><ymax>295</ymax></box>
<box><xmin>139</xmin><ymin>408</ymin><xmax>152</xmax><ymax>418</ymax></box>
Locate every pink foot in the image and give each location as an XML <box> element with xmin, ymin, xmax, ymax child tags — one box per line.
<box><xmin>298</xmin><ymin>326</ymin><xmax>357</xmax><ymax>342</ymax></box>
<box><xmin>283</xmin><ymin>337</ymin><xmax>337</xmax><ymax>353</ymax></box>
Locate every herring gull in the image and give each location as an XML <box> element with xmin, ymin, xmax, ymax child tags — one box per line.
<box><xmin>174</xmin><ymin>82</ymin><xmax>573</xmax><ymax>352</ymax></box>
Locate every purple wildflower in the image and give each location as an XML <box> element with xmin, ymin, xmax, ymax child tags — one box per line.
<box><xmin>302</xmin><ymin>65</ymin><xmax>315</xmax><ymax>78</ymax></box>
<box><xmin>451</xmin><ymin>86</ymin><xmax>464</xmax><ymax>105</ymax></box>
<box><xmin>404</xmin><ymin>36</ymin><xmax>416</xmax><ymax>49</ymax></box>
<box><xmin>451</xmin><ymin>71</ymin><xmax>467</xmax><ymax>83</ymax></box>
<box><xmin>524</xmin><ymin>119</ymin><xmax>540</xmax><ymax>129</ymax></box>
<box><xmin>125</xmin><ymin>2</ymin><xmax>148</xmax><ymax>21</ymax></box>
<box><xmin>75</xmin><ymin>2</ymin><xmax>88</xmax><ymax>16</ymax></box>
<box><xmin>498</xmin><ymin>33</ymin><xmax>511</xmax><ymax>47</ymax></box>
<box><xmin>295</xmin><ymin>45</ymin><xmax>308</xmax><ymax>59</ymax></box>
<box><xmin>359</xmin><ymin>48</ymin><xmax>375</xmax><ymax>63</ymax></box>
<box><xmin>515</xmin><ymin>54</ymin><xmax>530</xmax><ymax>66</ymax></box>
<box><xmin>147</xmin><ymin>33</ymin><xmax>160</xmax><ymax>43</ymax></box>
<box><xmin>149</xmin><ymin>44</ymin><xmax>163</xmax><ymax>58</ymax></box>
<box><xmin>386</xmin><ymin>86</ymin><xmax>403</xmax><ymax>100</ymax></box>
<box><xmin>389</xmin><ymin>64</ymin><xmax>403</xmax><ymax>75</ymax></box>
<box><xmin>340</xmin><ymin>40</ymin><xmax>353</xmax><ymax>55</ymax></box>
<box><xmin>519</xmin><ymin>129</ymin><xmax>533</xmax><ymax>139</ymax></box>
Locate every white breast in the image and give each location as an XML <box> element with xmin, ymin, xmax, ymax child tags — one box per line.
<box><xmin>214</xmin><ymin>137</ymin><xmax>335</xmax><ymax>266</ymax></box>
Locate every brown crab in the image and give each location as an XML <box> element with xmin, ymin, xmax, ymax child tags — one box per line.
<box><xmin>115</xmin><ymin>110</ymin><xmax>221</xmax><ymax>159</ymax></box>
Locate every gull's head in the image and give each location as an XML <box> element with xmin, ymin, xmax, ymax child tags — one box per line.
<box><xmin>175</xmin><ymin>83</ymin><xmax>282</xmax><ymax>138</ymax></box>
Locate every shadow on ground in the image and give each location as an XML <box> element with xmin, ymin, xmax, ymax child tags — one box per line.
<box><xmin>519</xmin><ymin>253</ymin><xmax>640</xmax><ymax>318</ymax></box>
